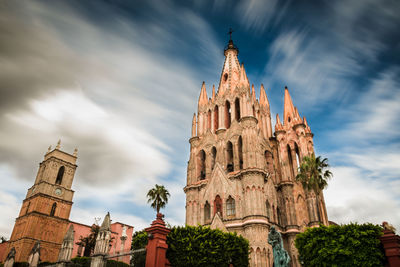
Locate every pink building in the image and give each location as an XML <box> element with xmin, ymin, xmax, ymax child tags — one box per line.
<box><xmin>70</xmin><ymin>220</ymin><xmax>134</xmax><ymax>264</ymax></box>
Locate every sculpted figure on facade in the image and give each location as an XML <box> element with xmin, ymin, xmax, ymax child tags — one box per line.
<box><xmin>184</xmin><ymin>36</ymin><xmax>329</xmax><ymax>267</ymax></box>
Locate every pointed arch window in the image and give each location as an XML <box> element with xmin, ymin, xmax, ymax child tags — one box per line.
<box><xmin>287</xmin><ymin>145</ymin><xmax>295</xmax><ymax>179</ymax></box>
<box><xmin>214</xmin><ymin>105</ymin><xmax>219</xmax><ymax>133</ymax></box>
<box><xmin>225</xmin><ymin>101</ymin><xmax>231</xmax><ymax>129</ymax></box>
<box><xmin>235</xmin><ymin>98</ymin><xmax>240</xmax><ymax>121</ymax></box>
<box><xmin>211</xmin><ymin>147</ymin><xmax>217</xmax><ymax>171</ymax></box>
<box><xmin>277</xmin><ymin>207</ymin><xmax>282</xmax><ymax>226</ymax></box>
<box><xmin>295</xmin><ymin>143</ymin><xmax>300</xmax><ymax>169</ymax></box>
<box><xmin>204</xmin><ymin>201</ymin><xmax>211</xmax><ymax>222</ymax></box>
<box><xmin>226</xmin><ymin>196</ymin><xmax>235</xmax><ymax>216</ymax></box>
<box><xmin>50</xmin><ymin>202</ymin><xmax>57</xmax><ymax>216</ymax></box>
<box><xmin>238</xmin><ymin>136</ymin><xmax>243</xmax><ymax>169</ymax></box>
<box><xmin>198</xmin><ymin>150</ymin><xmax>206</xmax><ymax>180</ymax></box>
<box><xmin>266</xmin><ymin>200</ymin><xmax>271</xmax><ymax>220</ymax></box>
<box><xmin>26</xmin><ymin>202</ymin><xmax>31</xmax><ymax>215</ymax></box>
<box><xmin>214</xmin><ymin>195</ymin><xmax>222</xmax><ymax>217</ymax></box>
<box><xmin>55</xmin><ymin>166</ymin><xmax>65</xmax><ymax>185</ymax></box>
<box><xmin>226</xmin><ymin>141</ymin><xmax>234</xmax><ymax>172</ymax></box>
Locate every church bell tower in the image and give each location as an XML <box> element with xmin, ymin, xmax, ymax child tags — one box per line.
<box><xmin>184</xmin><ymin>36</ymin><xmax>328</xmax><ymax>267</ymax></box>
<box><xmin>6</xmin><ymin>141</ymin><xmax>78</xmax><ymax>262</ymax></box>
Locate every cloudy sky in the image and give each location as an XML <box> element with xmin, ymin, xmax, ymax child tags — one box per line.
<box><xmin>0</xmin><ymin>0</ymin><xmax>399</xmax><ymax>237</ymax></box>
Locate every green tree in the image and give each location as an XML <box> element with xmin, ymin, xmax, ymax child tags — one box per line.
<box><xmin>131</xmin><ymin>231</ymin><xmax>148</xmax><ymax>267</ymax></box>
<box><xmin>75</xmin><ymin>224</ymin><xmax>100</xmax><ymax>257</ymax></box>
<box><xmin>147</xmin><ymin>184</ymin><xmax>170</xmax><ymax>214</ymax></box>
<box><xmin>296</xmin><ymin>153</ymin><xmax>332</xmax><ymax>220</ymax></box>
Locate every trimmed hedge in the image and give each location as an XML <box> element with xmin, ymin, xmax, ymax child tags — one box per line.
<box><xmin>295</xmin><ymin>223</ymin><xmax>384</xmax><ymax>267</ymax></box>
<box><xmin>166</xmin><ymin>225</ymin><xmax>249</xmax><ymax>267</ymax></box>
<box><xmin>71</xmin><ymin>257</ymin><xmax>91</xmax><ymax>267</ymax></box>
<box><xmin>105</xmin><ymin>260</ymin><xmax>129</xmax><ymax>267</ymax></box>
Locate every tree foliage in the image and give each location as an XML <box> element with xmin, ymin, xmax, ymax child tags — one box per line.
<box><xmin>295</xmin><ymin>223</ymin><xmax>384</xmax><ymax>267</ymax></box>
<box><xmin>296</xmin><ymin>153</ymin><xmax>332</xmax><ymax>194</ymax></box>
<box><xmin>75</xmin><ymin>224</ymin><xmax>100</xmax><ymax>257</ymax></box>
<box><xmin>130</xmin><ymin>230</ymin><xmax>148</xmax><ymax>267</ymax></box>
<box><xmin>147</xmin><ymin>184</ymin><xmax>170</xmax><ymax>214</ymax></box>
<box><xmin>166</xmin><ymin>225</ymin><xmax>249</xmax><ymax>267</ymax></box>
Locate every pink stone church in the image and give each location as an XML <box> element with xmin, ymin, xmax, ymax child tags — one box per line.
<box><xmin>184</xmin><ymin>37</ymin><xmax>329</xmax><ymax>267</ymax></box>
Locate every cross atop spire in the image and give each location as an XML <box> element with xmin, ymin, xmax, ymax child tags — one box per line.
<box><xmin>228</xmin><ymin>28</ymin><xmax>234</xmax><ymax>41</ymax></box>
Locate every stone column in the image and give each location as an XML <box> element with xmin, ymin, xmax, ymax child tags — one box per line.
<box><xmin>145</xmin><ymin>213</ymin><xmax>171</xmax><ymax>267</ymax></box>
<box><xmin>380</xmin><ymin>228</ymin><xmax>400</xmax><ymax>267</ymax></box>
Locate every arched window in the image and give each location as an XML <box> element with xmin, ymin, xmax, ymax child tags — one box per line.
<box><xmin>226</xmin><ymin>196</ymin><xmax>235</xmax><ymax>216</ymax></box>
<box><xmin>266</xmin><ymin>200</ymin><xmax>271</xmax><ymax>220</ymax></box>
<box><xmin>204</xmin><ymin>201</ymin><xmax>211</xmax><ymax>222</ymax></box>
<box><xmin>50</xmin><ymin>202</ymin><xmax>57</xmax><ymax>216</ymax></box>
<box><xmin>26</xmin><ymin>202</ymin><xmax>31</xmax><ymax>215</ymax></box>
<box><xmin>55</xmin><ymin>166</ymin><xmax>65</xmax><ymax>185</ymax></box>
<box><xmin>238</xmin><ymin>136</ymin><xmax>243</xmax><ymax>169</ymax></box>
<box><xmin>235</xmin><ymin>98</ymin><xmax>240</xmax><ymax>121</ymax></box>
<box><xmin>214</xmin><ymin>195</ymin><xmax>222</xmax><ymax>217</ymax></box>
<box><xmin>277</xmin><ymin>207</ymin><xmax>282</xmax><ymax>226</ymax></box>
<box><xmin>211</xmin><ymin>147</ymin><xmax>217</xmax><ymax>171</ymax></box>
<box><xmin>214</xmin><ymin>106</ymin><xmax>219</xmax><ymax>133</ymax></box>
<box><xmin>207</xmin><ymin>110</ymin><xmax>211</xmax><ymax>131</ymax></box>
<box><xmin>226</xmin><ymin>141</ymin><xmax>234</xmax><ymax>172</ymax></box>
<box><xmin>225</xmin><ymin>101</ymin><xmax>231</xmax><ymax>129</ymax></box>
<box><xmin>295</xmin><ymin>143</ymin><xmax>300</xmax><ymax>169</ymax></box>
<box><xmin>198</xmin><ymin>150</ymin><xmax>206</xmax><ymax>180</ymax></box>
<box><xmin>287</xmin><ymin>145</ymin><xmax>295</xmax><ymax>179</ymax></box>
<box><xmin>264</xmin><ymin>150</ymin><xmax>273</xmax><ymax>173</ymax></box>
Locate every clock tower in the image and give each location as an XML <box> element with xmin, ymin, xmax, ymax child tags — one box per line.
<box><xmin>6</xmin><ymin>141</ymin><xmax>78</xmax><ymax>262</ymax></box>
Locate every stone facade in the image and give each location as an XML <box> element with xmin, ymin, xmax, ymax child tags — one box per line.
<box><xmin>184</xmin><ymin>39</ymin><xmax>328</xmax><ymax>267</ymax></box>
<box><xmin>5</xmin><ymin>142</ymin><xmax>78</xmax><ymax>263</ymax></box>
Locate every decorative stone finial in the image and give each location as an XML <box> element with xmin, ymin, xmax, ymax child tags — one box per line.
<box><xmin>56</xmin><ymin>140</ymin><xmax>61</xmax><ymax>149</ymax></box>
<box><xmin>73</xmin><ymin>148</ymin><xmax>78</xmax><ymax>157</ymax></box>
<box><xmin>47</xmin><ymin>145</ymin><xmax>52</xmax><ymax>152</ymax></box>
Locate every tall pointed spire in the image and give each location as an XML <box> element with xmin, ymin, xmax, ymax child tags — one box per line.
<box><xmin>283</xmin><ymin>86</ymin><xmax>296</xmax><ymax>124</ymax></box>
<box><xmin>212</xmin><ymin>85</ymin><xmax>216</xmax><ymax>101</ymax></box>
<box><xmin>100</xmin><ymin>212</ymin><xmax>111</xmax><ymax>231</ymax></box>
<box><xmin>198</xmin><ymin>82</ymin><xmax>208</xmax><ymax>106</ymax></box>
<box><xmin>218</xmin><ymin>36</ymin><xmax>241</xmax><ymax>94</ymax></box>
<box><xmin>251</xmin><ymin>84</ymin><xmax>256</xmax><ymax>102</ymax></box>
<box><xmin>275</xmin><ymin>113</ymin><xmax>284</xmax><ymax>132</ymax></box>
<box><xmin>259</xmin><ymin>84</ymin><xmax>270</xmax><ymax>110</ymax></box>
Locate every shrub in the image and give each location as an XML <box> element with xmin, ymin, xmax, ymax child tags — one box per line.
<box><xmin>71</xmin><ymin>257</ymin><xmax>91</xmax><ymax>267</ymax></box>
<box><xmin>167</xmin><ymin>225</ymin><xmax>249</xmax><ymax>267</ymax></box>
<box><xmin>105</xmin><ymin>260</ymin><xmax>129</xmax><ymax>267</ymax></box>
<box><xmin>295</xmin><ymin>223</ymin><xmax>384</xmax><ymax>267</ymax></box>
<box><xmin>38</xmin><ymin>262</ymin><xmax>53</xmax><ymax>267</ymax></box>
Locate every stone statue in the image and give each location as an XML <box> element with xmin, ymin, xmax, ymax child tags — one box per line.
<box><xmin>4</xmin><ymin>247</ymin><xmax>16</xmax><ymax>267</ymax></box>
<box><xmin>268</xmin><ymin>226</ymin><xmax>290</xmax><ymax>267</ymax></box>
<box><xmin>28</xmin><ymin>241</ymin><xmax>41</xmax><ymax>267</ymax></box>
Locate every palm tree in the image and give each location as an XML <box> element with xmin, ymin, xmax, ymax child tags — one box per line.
<box><xmin>296</xmin><ymin>153</ymin><xmax>332</xmax><ymax>222</ymax></box>
<box><xmin>147</xmin><ymin>184</ymin><xmax>170</xmax><ymax>214</ymax></box>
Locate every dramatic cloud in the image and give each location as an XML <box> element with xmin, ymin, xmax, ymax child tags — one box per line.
<box><xmin>0</xmin><ymin>0</ymin><xmax>399</xmax><ymax>237</ymax></box>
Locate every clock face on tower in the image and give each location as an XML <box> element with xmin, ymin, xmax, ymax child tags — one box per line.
<box><xmin>54</xmin><ymin>188</ymin><xmax>62</xmax><ymax>196</ymax></box>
